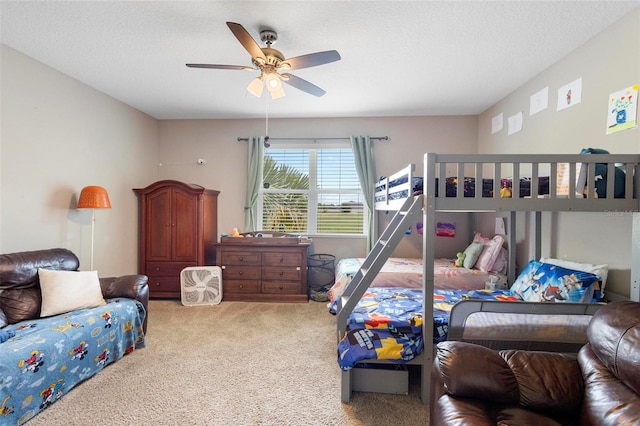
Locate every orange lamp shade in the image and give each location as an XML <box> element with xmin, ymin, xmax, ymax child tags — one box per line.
<box><xmin>77</xmin><ymin>186</ymin><xmax>112</xmax><ymax>209</ymax></box>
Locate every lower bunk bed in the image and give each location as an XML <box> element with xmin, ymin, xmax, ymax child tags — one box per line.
<box><xmin>336</xmin><ymin>286</ymin><xmax>602</xmax><ymax>372</ymax></box>
<box><xmin>335</xmin><ymin>257</ymin><xmax>606</xmax><ymax>402</ymax></box>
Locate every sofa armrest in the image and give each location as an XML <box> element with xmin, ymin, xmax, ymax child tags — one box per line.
<box><xmin>99</xmin><ymin>275</ymin><xmax>149</xmax><ymax>333</ymax></box>
<box><xmin>0</xmin><ymin>307</ymin><xmax>8</xmax><ymax>328</ymax></box>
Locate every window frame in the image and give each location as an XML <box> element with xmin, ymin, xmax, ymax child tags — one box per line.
<box><xmin>257</xmin><ymin>140</ymin><xmax>368</xmax><ymax>237</ymax></box>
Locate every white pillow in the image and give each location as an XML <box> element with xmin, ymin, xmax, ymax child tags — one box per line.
<box><xmin>539</xmin><ymin>257</ymin><xmax>609</xmax><ymax>296</ymax></box>
<box><xmin>39</xmin><ymin>269</ymin><xmax>106</xmax><ymax>317</ymax></box>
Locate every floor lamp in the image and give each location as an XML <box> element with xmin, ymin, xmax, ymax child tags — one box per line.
<box><xmin>77</xmin><ymin>186</ymin><xmax>112</xmax><ymax>270</ymax></box>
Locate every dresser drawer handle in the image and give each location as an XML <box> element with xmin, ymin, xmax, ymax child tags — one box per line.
<box><xmin>239</xmin><ymin>284</ymin><xmax>243</xmax><ymax>289</ymax></box>
<box><xmin>280</xmin><ymin>257</ymin><xmax>284</xmax><ymax>262</ymax></box>
<box><xmin>279</xmin><ymin>285</ymin><xmax>283</xmax><ymax>290</ymax></box>
<box><xmin>239</xmin><ymin>256</ymin><xmax>244</xmax><ymax>261</ymax></box>
<box><xmin>239</xmin><ymin>271</ymin><xmax>243</xmax><ymax>276</ymax></box>
<box><xmin>279</xmin><ymin>271</ymin><xmax>284</xmax><ymax>276</ymax></box>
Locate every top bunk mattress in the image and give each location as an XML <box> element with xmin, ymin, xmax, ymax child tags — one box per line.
<box><xmin>375</xmin><ymin>154</ymin><xmax>640</xmax><ymax>212</ymax></box>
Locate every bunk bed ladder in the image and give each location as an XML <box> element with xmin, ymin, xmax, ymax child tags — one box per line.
<box><xmin>336</xmin><ymin>195</ymin><xmax>424</xmax><ymax>403</ymax></box>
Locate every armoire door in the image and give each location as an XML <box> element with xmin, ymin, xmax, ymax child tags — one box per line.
<box><xmin>172</xmin><ymin>188</ymin><xmax>199</xmax><ymax>262</ymax></box>
<box><xmin>146</xmin><ymin>187</ymin><xmax>172</xmax><ymax>261</ymax></box>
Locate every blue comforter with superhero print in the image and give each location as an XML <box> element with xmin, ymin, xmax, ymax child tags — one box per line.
<box><xmin>0</xmin><ymin>298</ymin><xmax>146</xmax><ymax>425</ymax></box>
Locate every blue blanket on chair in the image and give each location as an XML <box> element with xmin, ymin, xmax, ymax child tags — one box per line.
<box><xmin>0</xmin><ymin>298</ymin><xmax>146</xmax><ymax>425</ymax></box>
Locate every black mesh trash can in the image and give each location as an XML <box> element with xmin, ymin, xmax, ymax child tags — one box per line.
<box><xmin>307</xmin><ymin>254</ymin><xmax>335</xmax><ymax>302</ymax></box>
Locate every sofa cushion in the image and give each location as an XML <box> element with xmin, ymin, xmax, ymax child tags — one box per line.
<box><xmin>501</xmin><ymin>349</ymin><xmax>583</xmax><ymax>414</ymax></box>
<box><xmin>38</xmin><ymin>269</ymin><xmax>106</xmax><ymax>317</ymax></box>
<box><xmin>436</xmin><ymin>341</ymin><xmax>583</xmax><ymax>415</ymax></box>
<box><xmin>435</xmin><ymin>341</ymin><xmax>520</xmax><ymax>404</ymax></box>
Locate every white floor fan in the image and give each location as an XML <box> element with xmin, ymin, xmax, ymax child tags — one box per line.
<box><xmin>180</xmin><ymin>266</ymin><xmax>223</xmax><ymax>306</ymax></box>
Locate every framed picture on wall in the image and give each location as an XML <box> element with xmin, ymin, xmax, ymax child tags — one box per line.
<box><xmin>607</xmin><ymin>84</ymin><xmax>638</xmax><ymax>134</ymax></box>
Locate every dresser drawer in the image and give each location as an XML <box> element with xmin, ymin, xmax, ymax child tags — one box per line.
<box><xmin>262</xmin><ymin>252</ymin><xmax>301</xmax><ymax>266</ymax></box>
<box><xmin>262</xmin><ymin>266</ymin><xmax>301</xmax><ymax>281</ymax></box>
<box><xmin>262</xmin><ymin>281</ymin><xmax>302</xmax><ymax>294</ymax></box>
<box><xmin>147</xmin><ymin>276</ymin><xmax>180</xmax><ymax>292</ymax></box>
<box><xmin>221</xmin><ymin>251</ymin><xmax>261</xmax><ymax>266</ymax></box>
<box><xmin>146</xmin><ymin>262</ymin><xmax>196</xmax><ymax>276</ymax></box>
<box><xmin>224</xmin><ymin>280</ymin><xmax>261</xmax><ymax>294</ymax></box>
<box><xmin>221</xmin><ymin>265</ymin><xmax>261</xmax><ymax>280</ymax></box>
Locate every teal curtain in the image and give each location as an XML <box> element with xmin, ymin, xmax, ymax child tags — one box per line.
<box><xmin>244</xmin><ymin>136</ymin><xmax>265</xmax><ymax>232</ymax></box>
<box><xmin>350</xmin><ymin>136</ymin><xmax>376</xmax><ymax>252</ymax></box>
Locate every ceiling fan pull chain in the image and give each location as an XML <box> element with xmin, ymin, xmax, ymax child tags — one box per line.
<box><xmin>266</xmin><ymin>100</ymin><xmax>269</xmax><ymax>136</ymax></box>
<box><xmin>264</xmin><ymin>100</ymin><xmax>270</xmax><ymax>148</ymax></box>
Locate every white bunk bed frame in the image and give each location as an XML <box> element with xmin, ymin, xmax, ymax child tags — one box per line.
<box><xmin>336</xmin><ymin>153</ymin><xmax>640</xmax><ymax>404</ymax></box>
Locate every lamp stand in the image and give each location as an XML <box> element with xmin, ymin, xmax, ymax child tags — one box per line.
<box><xmin>89</xmin><ymin>208</ymin><xmax>95</xmax><ymax>271</ymax></box>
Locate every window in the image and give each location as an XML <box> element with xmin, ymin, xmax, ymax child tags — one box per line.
<box><xmin>258</xmin><ymin>142</ymin><xmax>366</xmax><ymax>236</ymax></box>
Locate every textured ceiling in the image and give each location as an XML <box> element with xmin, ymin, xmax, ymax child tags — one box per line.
<box><xmin>1</xmin><ymin>1</ymin><xmax>638</xmax><ymax>119</ymax></box>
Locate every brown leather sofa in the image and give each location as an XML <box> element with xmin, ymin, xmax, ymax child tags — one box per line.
<box><xmin>431</xmin><ymin>300</ymin><xmax>640</xmax><ymax>425</ymax></box>
<box><xmin>0</xmin><ymin>247</ymin><xmax>149</xmax><ymax>332</ymax></box>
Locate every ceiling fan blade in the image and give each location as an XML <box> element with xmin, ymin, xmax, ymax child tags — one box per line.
<box><xmin>280</xmin><ymin>73</ymin><xmax>326</xmax><ymax>97</ymax></box>
<box><xmin>186</xmin><ymin>63</ymin><xmax>254</xmax><ymax>71</ymax></box>
<box><xmin>282</xmin><ymin>50</ymin><xmax>341</xmax><ymax>70</ymax></box>
<box><xmin>226</xmin><ymin>22</ymin><xmax>267</xmax><ymax>63</ymax></box>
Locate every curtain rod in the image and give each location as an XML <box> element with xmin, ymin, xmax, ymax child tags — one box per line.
<box><xmin>236</xmin><ymin>136</ymin><xmax>388</xmax><ymax>142</ymax></box>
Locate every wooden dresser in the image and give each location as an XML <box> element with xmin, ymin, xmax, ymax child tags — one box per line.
<box><xmin>133</xmin><ymin>180</ymin><xmax>219</xmax><ymax>298</ymax></box>
<box><xmin>216</xmin><ymin>238</ymin><xmax>310</xmax><ymax>303</ymax></box>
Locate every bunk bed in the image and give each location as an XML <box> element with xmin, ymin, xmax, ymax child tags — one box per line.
<box><xmin>335</xmin><ymin>153</ymin><xmax>640</xmax><ymax>404</ymax></box>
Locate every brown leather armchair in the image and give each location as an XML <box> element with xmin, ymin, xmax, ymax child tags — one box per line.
<box><xmin>431</xmin><ymin>300</ymin><xmax>640</xmax><ymax>425</ymax></box>
<box><xmin>0</xmin><ymin>248</ymin><xmax>149</xmax><ymax>332</ymax></box>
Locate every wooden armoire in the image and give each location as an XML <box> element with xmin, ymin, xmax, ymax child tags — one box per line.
<box><xmin>133</xmin><ymin>180</ymin><xmax>219</xmax><ymax>298</ymax></box>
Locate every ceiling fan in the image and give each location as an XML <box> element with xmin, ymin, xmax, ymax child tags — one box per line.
<box><xmin>186</xmin><ymin>22</ymin><xmax>341</xmax><ymax>99</ymax></box>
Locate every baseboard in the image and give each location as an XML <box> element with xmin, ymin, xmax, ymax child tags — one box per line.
<box><xmin>604</xmin><ymin>291</ymin><xmax>629</xmax><ymax>302</ymax></box>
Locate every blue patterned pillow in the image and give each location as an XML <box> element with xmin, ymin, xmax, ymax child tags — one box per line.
<box><xmin>510</xmin><ymin>260</ymin><xmax>601</xmax><ymax>303</ymax></box>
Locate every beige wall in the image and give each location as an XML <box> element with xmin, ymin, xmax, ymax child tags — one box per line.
<box><xmin>476</xmin><ymin>9</ymin><xmax>640</xmax><ymax>297</ymax></box>
<box><xmin>156</xmin><ymin>115</ymin><xmax>478</xmax><ymax>262</ymax></box>
<box><xmin>0</xmin><ymin>45</ymin><xmax>159</xmax><ymax>276</ymax></box>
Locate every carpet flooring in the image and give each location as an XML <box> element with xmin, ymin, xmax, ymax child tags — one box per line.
<box><xmin>27</xmin><ymin>299</ymin><xmax>429</xmax><ymax>425</ymax></box>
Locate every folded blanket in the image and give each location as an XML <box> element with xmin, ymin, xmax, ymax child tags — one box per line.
<box><xmin>0</xmin><ymin>329</ymin><xmax>16</xmax><ymax>343</ymax></box>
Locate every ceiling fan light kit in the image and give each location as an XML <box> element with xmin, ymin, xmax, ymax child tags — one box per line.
<box><xmin>247</xmin><ymin>76</ymin><xmax>264</xmax><ymax>97</ymax></box>
<box><xmin>187</xmin><ymin>22</ymin><xmax>341</xmax><ymax>99</ymax></box>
